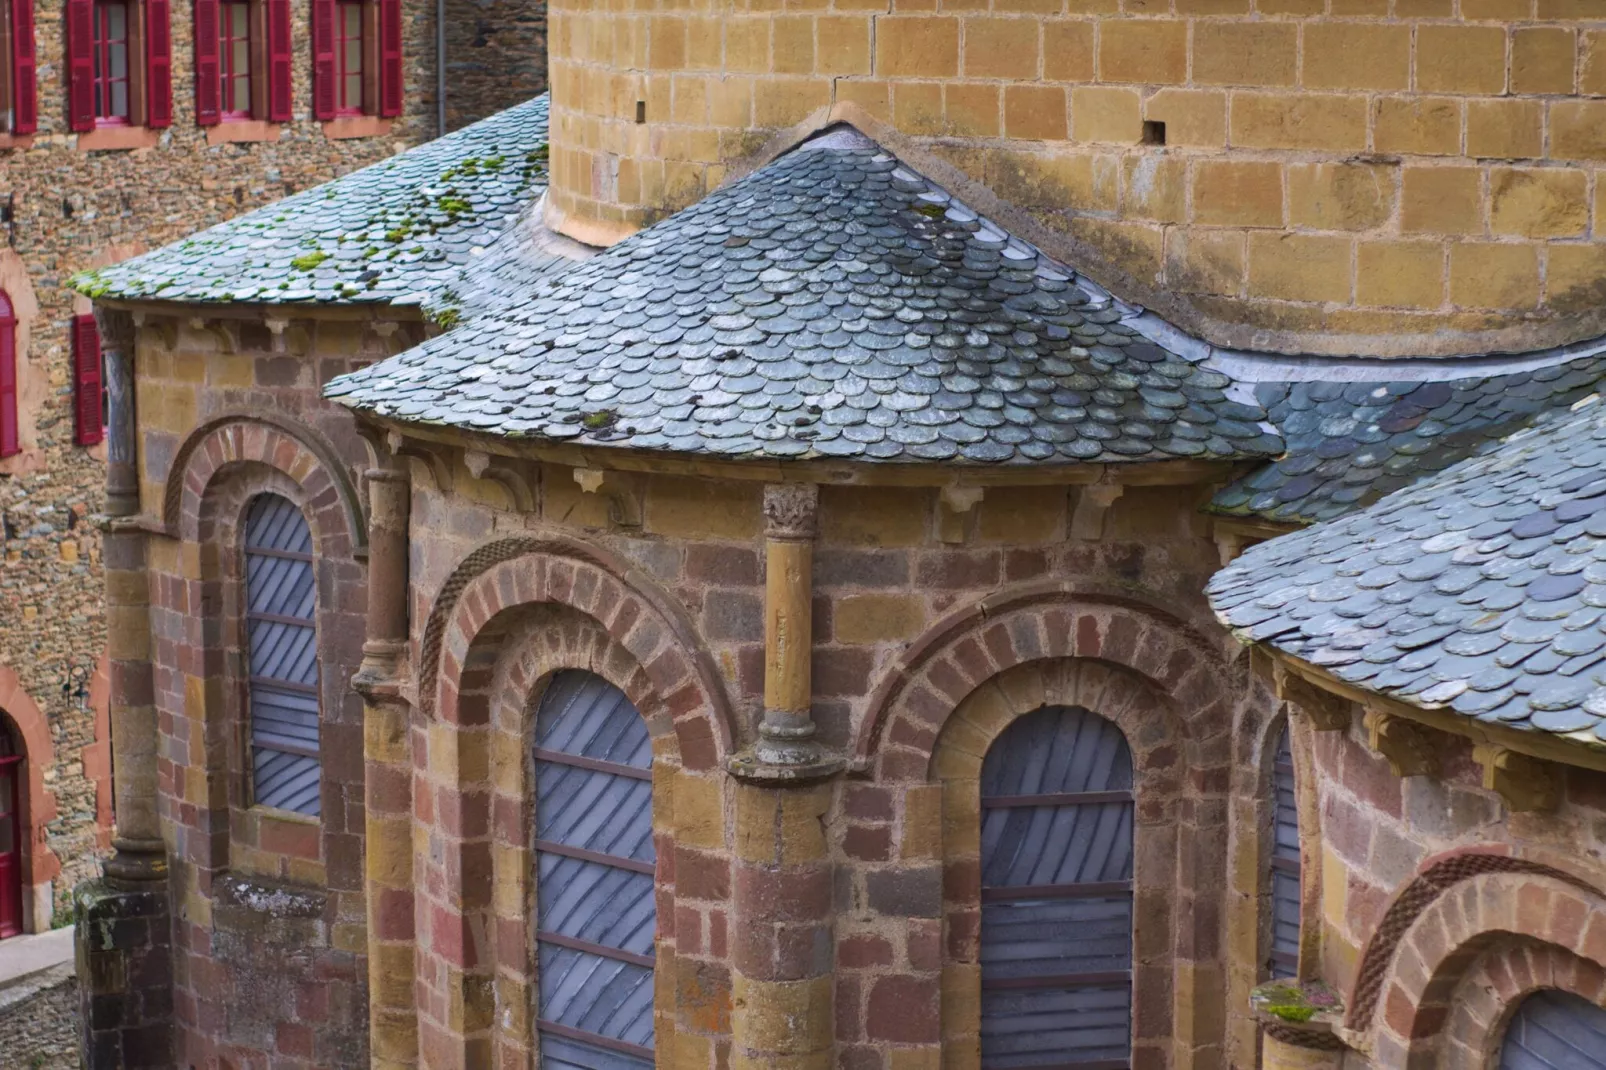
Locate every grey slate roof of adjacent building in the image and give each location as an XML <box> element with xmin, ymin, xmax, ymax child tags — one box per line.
<box><xmin>1209</xmin><ymin>348</ymin><xmax>1606</xmax><ymax>525</ymax></box>
<box><xmin>325</xmin><ymin>127</ymin><xmax>1284</xmax><ymax>466</ymax></box>
<box><xmin>76</xmin><ymin>96</ymin><xmax>553</xmax><ymax>308</ymax></box>
<box><xmin>1208</xmin><ymin>393</ymin><xmax>1606</xmax><ymax>746</ymax></box>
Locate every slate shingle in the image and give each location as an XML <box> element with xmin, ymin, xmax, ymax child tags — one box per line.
<box><xmin>1210</xmin><ymin>352</ymin><xmax>1606</xmax><ymax>524</ymax></box>
<box><xmin>325</xmin><ymin>127</ymin><xmax>1283</xmax><ymax>467</ymax></box>
<box><xmin>75</xmin><ymin>96</ymin><xmax>553</xmax><ymax>308</ymax></box>
<box><xmin>1208</xmin><ymin>393</ymin><xmax>1606</xmax><ymax>745</ymax></box>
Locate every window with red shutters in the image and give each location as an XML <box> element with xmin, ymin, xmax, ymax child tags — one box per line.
<box><xmin>72</xmin><ymin>314</ymin><xmax>102</xmax><ymax>448</ymax></box>
<box><xmin>0</xmin><ymin>293</ymin><xmax>16</xmax><ymax>459</ymax></box>
<box><xmin>8</xmin><ymin>0</ymin><xmax>38</xmax><ymax>135</ymax></box>
<box><xmin>313</xmin><ymin>0</ymin><xmax>399</xmax><ymax>125</ymax></box>
<box><xmin>67</xmin><ymin>0</ymin><xmax>171</xmax><ymax>131</ymax></box>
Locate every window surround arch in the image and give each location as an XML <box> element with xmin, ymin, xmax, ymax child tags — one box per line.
<box><xmin>936</xmin><ymin>656</ymin><xmax>1203</xmax><ymax>1070</ymax></box>
<box><xmin>1441</xmin><ymin>937</ymin><xmax>1606</xmax><ymax>1070</ymax></box>
<box><xmin>0</xmin><ymin>662</ymin><xmax>60</xmax><ymax>934</ymax></box>
<box><xmin>1254</xmin><ymin>711</ymin><xmax>1321</xmax><ymax>984</ymax></box>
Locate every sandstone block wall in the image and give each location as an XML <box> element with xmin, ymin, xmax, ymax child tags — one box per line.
<box><xmin>545</xmin><ymin>1</ymin><xmax>1606</xmax><ymax>355</ymax></box>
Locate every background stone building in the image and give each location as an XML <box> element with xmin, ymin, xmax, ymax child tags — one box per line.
<box><xmin>0</xmin><ymin>0</ymin><xmax>546</xmax><ymax>936</ymax></box>
<box><xmin>71</xmin><ymin>4</ymin><xmax>1606</xmax><ymax>1070</ymax></box>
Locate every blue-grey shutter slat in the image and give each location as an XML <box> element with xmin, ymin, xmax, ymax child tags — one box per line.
<box><xmin>535</xmin><ymin>670</ymin><xmax>655</xmax><ymax>1068</ymax></box>
<box><xmin>245</xmin><ymin>495</ymin><xmax>320</xmax><ymax>817</ymax></box>
<box><xmin>1270</xmin><ymin>726</ymin><xmax>1300</xmax><ymax>977</ymax></box>
<box><xmin>1500</xmin><ymin>990</ymin><xmax>1606</xmax><ymax>1070</ymax></box>
<box><xmin>980</xmin><ymin>706</ymin><xmax>1134</xmax><ymax>1070</ymax></box>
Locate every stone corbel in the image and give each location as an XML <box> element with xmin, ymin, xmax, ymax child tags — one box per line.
<box><xmin>937</xmin><ymin>485</ymin><xmax>985</xmax><ymax>545</ymax></box>
<box><xmin>1473</xmin><ymin>744</ymin><xmax>1560</xmax><ymax>812</ymax></box>
<box><xmin>464</xmin><ymin>449</ymin><xmax>537</xmax><ymax>513</ymax></box>
<box><xmin>573</xmin><ymin>467</ymin><xmax>642</xmax><ymax>528</ymax></box>
<box><xmin>1363</xmin><ymin>708</ymin><xmax>1439</xmax><ymax>779</ymax></box>
<box><xmin>386</xmin><ymin>430</ymin><xmax>452</xmax><ymax>495</ymax></box>
<box><xmin>264</xmin><ymin>317</ymin><xmax>289</xmax><ymax>354</ymax></box>
<box><xmin>1070</xmin><ymin>483</ymin><xmax>1123</xmax><ymax>540</ymax></box>
<box><xmin>1274</xmin><ymin>665</ymin><xmax>1353</xmax><ymax>732</ymax></box>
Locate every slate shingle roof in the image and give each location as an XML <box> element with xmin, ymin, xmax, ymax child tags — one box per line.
<box><xmin>1210</xmin><ymin>350</ymin><xmax>1606</xmax><ymax>525</ymax></box>
<box><xmin>324</xmin><ymin>127</ymin><xmax>1284</xmax><ymax>466</ymax></box>
<box><xmin>76</xmin><ymin>96</ymin><xmax>552</xmax><ymax>307</ymax></box>
<box><xmin>1208</xmin><ymin>393</ymin><xmax>1606</xmax><ymax>745</ymax></box>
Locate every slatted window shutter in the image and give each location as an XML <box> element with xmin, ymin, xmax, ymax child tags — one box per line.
<box><xmin>265</xmin><ymin>0</ymin><xmax>291</xmax><ymax>121</ymax></box>
<box><xmin>376</xmin><ymin>0</ymin><xmax>399</xmax><ymax>117</ymax></box>
<box><xmin>979</xmin><ymin>705</ymin><xmax>1135</xmax><ymax>1070</ymax></box>
<box><xmin>244</xmin><ymin>495</ymin><xmax>321</xmax><ymax>817</ymax></box>
<box><xmin>145</xmin><ymin>0</ymin><xmax>172</xmax><ymax>126</ymax></box>
<box><xmin>1269</xmin><ymin>726</ymin><xmax>1301</xmax><ymax>978</ymax></box>
<box><xmin>534</xmin><ymin>671</ymin><xmax>656</xmax><ymax>1069</ymax></box>
<box><xmin>0</xmin><ymin>294</ymin><xmax>16</xmax><ymax>459</ymax></box>
<box><xmin>10</xmin><ymin>0</ymin><xmax>36</xmax><ymax>134</ymax></box>
<box><xmin>1500</xmin><ymin>990</ymin><xmax>1606</xmax><ymax>1070</ymax></box>
<box><xmin>309</xmin><ymin>0</ymin><xmax>335</xmax><ymax>120</ymax></box>
<box><xmin>192</xmin><ymin>0</ymin><xmax>219</xmax><ymax>124</ymax></box>
<box><xmin>65</xmin><ymin>0</ymin><xmax>95</xmax><ymax>130</ymax></box>
<box><xmin>71</xmin><ymin>314</ymin><xmax>103</xmax><ymax>447</ymax></box>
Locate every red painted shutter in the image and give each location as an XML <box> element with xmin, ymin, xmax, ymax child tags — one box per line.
<box><xmin>10</xmin><ymin>0</ymin><xmax>37</xmax><ymax>135</ymax></box>
<box><xmin>145</xmin><ymin>0</ymin><xmax>173</xmax><ymax>127</ymax></box>
<box><xmin>192</xmin><ymin>0</ymin><xmax>219</xmax><ymax>124</ymax></box>
<box><xmin>73</xmin><ymin>315</ymin><xmax>103</xmax><ymax>448</ymax></box>
<box><xmin>265</xmin><ymin>0</ymin><xmax>291</xmax><ymax>122</ymax></box>
<box><xmin>309</xmin><ymin>0</ymin><xmax>335</xmax><ymax>121</ymax></box>
<box><xmin>0</xmin><ymin>304</ymin><xmax>16</xmax><ymax>459</ymax></box>
<box><xmin>65</xmin><ymin>0</ymin><xmax>95</xmax><ymax>131</ymax></box>
<box><xmin>377</xmin><ymin>0</ymin><xmax>400</xmax><ymax>117</ymax></box>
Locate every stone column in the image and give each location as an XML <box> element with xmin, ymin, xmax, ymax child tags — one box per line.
<box><xmin>727</xmin><ymin>484</ymin><xmax>842</xmax><ymax>1070</ymax></box>
<box><xmin>352</xmin><ymin>460</ymin><xmax>417</xmax><ymax>1070</ymax></box>
<box><xmin>79</xmin><ymin>307</ymin><xmax>173</xmax><ymax>1070</ymax></box>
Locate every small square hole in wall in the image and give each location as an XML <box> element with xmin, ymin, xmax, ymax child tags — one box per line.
<box><xmin>1141</xmin><ymin>121</ymin><xmax>1166</xmax><ymax>146</ymax></box>
<box><xmin>635</xmin><ymin>100</ymin><xmax>646</xmax><ymax>124</ymax></box>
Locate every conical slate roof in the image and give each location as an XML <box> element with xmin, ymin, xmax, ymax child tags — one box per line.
<box><xmin>326</xmin><ymin>127</ymin><xmax>1282</xmax><ymax>466</ymax></box>
<box><xmin>1209</xmin><ymin>392</ymin><xmax>1606</xmax><ymax>744</ymax></box>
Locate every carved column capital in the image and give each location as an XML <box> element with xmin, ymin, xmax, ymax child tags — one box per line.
<box><xmin>763</xmin><ymin>483</ymin><xmax>818</xmax><ymax>541</ymax></box>
<box><xmin>1275</xmin><ymin>667</ymin><xmax>1353</xmax><ymax>732</ymax></box>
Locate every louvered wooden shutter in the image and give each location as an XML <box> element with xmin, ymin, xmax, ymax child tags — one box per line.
<box><xmin>0</xmin><ymin>294</ymin><xmax>16</xmax><ymax>459</ymax></box>
<box><xmin>376</xmin><ymin>0</ymin><xmax>399</xmax><ymax>117</ymax></box>
<box><xmin>309</xmin><ymin>0</ymin><xmax>335</xmax><ymax>120</ymax></box>
<box><xmin>192</xmin><ymin>0</ymin><xmax>219</xmax><ymax>124</ymax></box>
<box><xmin>979</xmin><ymin>705</ymin><xmax>1134</xmax><ymax>1070</ymax></box>
<box><xmin>145</xmin><ymin>0</ymin><xmax>173</xmax><ymax>126</ymax></box>
<box><xmin>1269</xmin><ymin>726</ymin><xmax>1301</xmax><ymax>978</ymax></box>
<box><xmin>265</xmin><ymin>0</ymin><xmax>291</xmax><ymax>121</ymax></box>
<box><xmin>1500</xmin><ymin>990</ymin><xmax>1606</xmax><ymax>1070</ymax></box>
<box><xmin>72</xmin><ymin>314</ymin><xmax>103</xmax><ymax>447</ymax></box>
<box><xmin>65</xmin><ymin>0</ymin><xmax>95</xmax><ymax>131</ymax></box>
<box><xmin>9</xmin><ymin>0</ymin><xmax>36</xmax><ymax>134</ymax></box>
<box><xmin>534</xmin><ymin>672</ymin><xmax>656</xmax><ymax>1069</ymax></box>
<box><xmin>245</xmin><ymin>495</ymin><xmax>322</xmax><ymax>817</ymax></box>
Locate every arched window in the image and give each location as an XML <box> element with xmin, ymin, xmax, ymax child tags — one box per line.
<box><xmin>533</xmin><ymin>671</ymin><xmax>655</xmax><ymax>1069</ymax></box>
<box><xmin>1268</xmin><ymin>725</ymin><xmax>1300</xmax><ymax>978</ymax></box>
<box><xmin>980</xmin><ymin>705</ymin><xmax>1134</xmax><ymax>1070</ymax></box>
<box><xmin>243</xmin><ymin>494</ymin><xmax>320</xmax><ymax>816</ymax></box>
<box><xmin>1500</xmin><ymin>989</ymin><xmax>1606</xmax><ymax>1070</ymax></box>
<box><xmin>0</xmin><ymin>290</ymin><xmax>17</xmax><ymax>458</ymax></box>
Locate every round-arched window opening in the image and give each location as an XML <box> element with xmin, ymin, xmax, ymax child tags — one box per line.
<box><xmin>1500</xmin><ymin>988</ymin><xmax>1606</xmax><ymax>1070</ymax></box>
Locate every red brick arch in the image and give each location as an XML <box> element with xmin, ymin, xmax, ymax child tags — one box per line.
<box><xmin>164</xmin><ymin>413</ymin><xmax>365</xmax><ymax>554</ymax></box>
<box><xmin>429</xmin><ymin>537</ymin><xmax>736</xmax><ymax>770</ymax></box>
<box><xmin>0</xmin><ymin>663</ymin><xmax>60</xmax><ymax>915</ymax></box>
<box><xmin>1352</xmin><ymin>851</ymin><xmax>1606</xmax><ymax>1066</ymax></box>
<box><xmin>854</xmin><ymin>581</ymin><xmax>1233</xmax><ymax>781</ymax></box>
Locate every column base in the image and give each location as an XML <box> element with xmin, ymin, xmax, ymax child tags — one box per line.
<box><xmin>727</xmin><ymin>749</ymin><xmax>846</xmax><ymax>785</ymax></box>
<box><xmin>101</xmin><ymin>838</ymin><xmax>168</xmax><ymax>889</ymax></box>
<box><xmin>75</xmin><ymin>878</ymin><xmax>173</xmax><ymax>1070</ymax></box>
